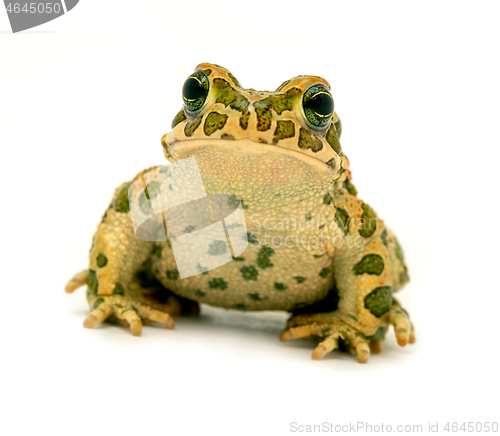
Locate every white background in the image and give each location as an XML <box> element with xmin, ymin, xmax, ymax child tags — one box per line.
<box><xmin>1</xmin><ymin>1</ymin><xmax>499</xmax><ymax>435</ymax></box>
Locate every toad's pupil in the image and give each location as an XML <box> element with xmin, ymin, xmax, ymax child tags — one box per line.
<box><xmin>183</xmin><ymin>78</ymin><xmax>206</xmax><ymax>100</ymax></box>
<box><xmin>306</xmin><ymin>93</ymin><xmax>333</xmax><ymax>116</ymax></box>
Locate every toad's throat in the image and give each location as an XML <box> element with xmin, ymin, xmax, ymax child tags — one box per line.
<box><xmin>164</xmin><ymin>138</ymin><xmax>341</xmax><ymax>177</ymax></box>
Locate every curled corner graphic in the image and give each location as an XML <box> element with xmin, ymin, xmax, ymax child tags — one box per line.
<box><xmin>3</xmin><ymin>1</ymin><xmax>79</xmax><ymax>33</ymax></box>
<box><xmin>128</xmin><ymin>158</ymin><xmax>249</xmax><ymax>279</ymax></box>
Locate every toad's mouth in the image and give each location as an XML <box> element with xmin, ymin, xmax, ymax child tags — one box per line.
<box><xmin>163</xmin><ymin>138</ymin><xmax>344</xmax><ymax>177</ymax></box>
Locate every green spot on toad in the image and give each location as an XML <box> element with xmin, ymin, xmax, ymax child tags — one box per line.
<box><xmin>208</xmin><ymin>278</ymin><xmax>228</xmax><ymax>290</ymax></box>
<box><xmin>113</xmin><ymin>283</ymin><xmax>124</xmax><ymax>295</ymax></box>
<box><xmin>248</xmin><ymin>292</ymin><xmax>264</xmax><ymax>301</ymax></box>
<box><xmin>88</xmin><ymin>270</ymin><xmax>98</xmax><ymax>295</ymax></box>
<box><xmin>166</xmin><ymin>269</ymin><xmax>180</xmax><ymax>280</ymax></box>
<box><xmin>335</xmin><ymin>208</ymin><xmax>350</xmax><ymax>235</ymax></box>
<box><xmin>323</xmin><ymin>193</ymin><xmax>333</xmax><ymax>205</ymax></box>
<box><xmin>359</xmin><ymin>204</ymin><xmax>377</xmax><ymax>238</ymax></box>
<box><xmin>115</xmin><ymin>184</ymin><xmax>131</xmax><ymax>213</ymax></box>
<box><xmin>274</xmin><ymin>282</ymin><xmax>287</xmax><ymax>291</ymax></box>
<box><xmin>246</xmin><ymin>233</ymin><xmax>259</xmax><ymax>244</ymax></box>
<box><xmin>353</xmin><ymin>254</ymin><xmax>385</xmax><ymax>275</ymax></box>
<box><xmin>208</xmin><ymin>240</ymin><xmax>228</xmax><ymax>255</ymax></box>
<box><xmin>364</xmin><ymin>286</ymin><xmax>392</xmax><ymax>317</ymax></box>
<box><xmin>96</xmin><ymin>253</ymin><xmax>107</xmax><ymax>268</ymax></box>
<box><xmin>240</xmin><ymin>266</ymin><xmax>259</xmax><ymax>281</ymax></box>
<box><xmin>256</xmin><ymin>245</ymin><xmax>274</xmax><ymax>269</ymax></box>
<box><xmin>152</xmin><ymin>244</ymin><xmax>162</xmax><ymax>258</ymax></box>
<box><xmin>319</xmin><ymin>267</ymin><xmax>331</xmax><ymax>278</ymax></box>
<box><xmin>93</xmin><ymin>298</ymin><xmax>104</xmax><ymax>310</ymax></box>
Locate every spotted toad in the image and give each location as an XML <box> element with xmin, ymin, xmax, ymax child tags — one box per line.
<box><xmin>66</xmin><ymin>63</ymin><xmax>414</xmax><ymax>363</ymax></box>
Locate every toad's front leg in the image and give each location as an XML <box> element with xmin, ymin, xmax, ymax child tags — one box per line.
<box><xmin>65</xmin><ymin>177</ymin><xmax>198</xmax><ymax>335</ymax></box>
<box><xmin>280</xmin><ymin>213</ymin><xmax>414</xmax><ymax>363</ymax></box>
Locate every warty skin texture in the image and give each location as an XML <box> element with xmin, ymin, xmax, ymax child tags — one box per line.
<box><xmin>66</xmin><ymin>63</ymin><xmax>414</xmax><ymax>363</ymax></box>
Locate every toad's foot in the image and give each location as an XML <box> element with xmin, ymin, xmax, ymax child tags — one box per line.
<box><xmin>65</xmin><ymin>269</ymin><xmax>89</xmax><ymax>294</ymax></box>
<box><xmin>84</xmin><ymin>292</ymin><xmax>175</xmax><ymax>336</ymax></box>
<box><xmin>65</xmin><ymin>269</ymin><xmax>199</xmax><ymax>336</ymax></box>
<box><xmin>390</xmin><ymin>299</ymin><xmax>416</xmax><ymax>347</ymax></box>
<box><xmin>280</xmin><ymin>314</ymin><xmax>372</xmax><ymax>363</ymax></box>
<box><xmin>280</xmin><ymin>301</ymin><xmax>415</xmax><ymax>364</ymax></box>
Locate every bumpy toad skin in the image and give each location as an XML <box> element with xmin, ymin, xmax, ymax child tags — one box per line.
<box><xmin>66</xmin><ymin>63</ymin><xmax>415</xmax><ymax>363</ymax></box>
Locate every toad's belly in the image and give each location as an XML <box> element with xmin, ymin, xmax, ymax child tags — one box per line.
<box><xmin>151</xmin><ymin>241</ymin><xmax>334</xmax><ymax>311</ymax></box>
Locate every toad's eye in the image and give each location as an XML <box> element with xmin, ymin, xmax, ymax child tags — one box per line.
<box><xmin>302</xmin><ymin>84</ymin><xmax>334</xmax><ymax>129</ymax></box>
<box><xmin>182</xmin><ymin>70</ymin><xmax>209</xmax><ymax>114</ymax></box>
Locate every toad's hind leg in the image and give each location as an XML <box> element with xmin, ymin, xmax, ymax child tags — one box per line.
<box><xmin>66</xmin><ymin>172</ymin><xmax>199</xmax><ymax>335</ymax></box>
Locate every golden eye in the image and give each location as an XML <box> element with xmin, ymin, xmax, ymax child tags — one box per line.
<box><xmin>182</xmin><ymin>70</ymin><xmax>209</xmax><ymax>114</ymax></box>
<box><xmin>302</xmin><ymin>84</ymin><xmax>334</xmax><ymax>129</ymax></box>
